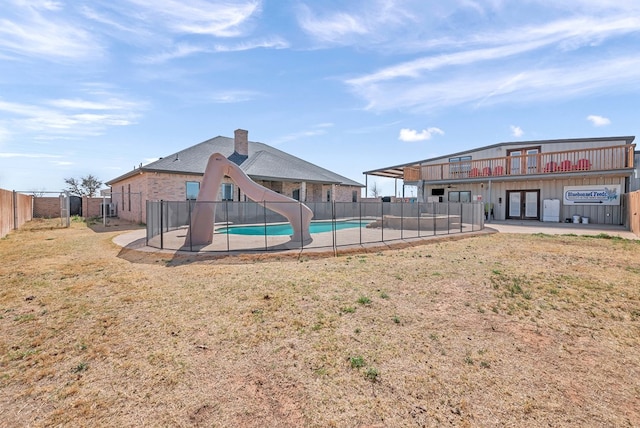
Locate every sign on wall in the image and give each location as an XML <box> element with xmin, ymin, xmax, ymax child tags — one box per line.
<box><xmin>563</xmin><ymin>185</ymin><xmax>621</xmax><ymax>206</ymax></box>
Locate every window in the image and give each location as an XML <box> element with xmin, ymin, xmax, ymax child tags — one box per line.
<box><xmin>293</xmin><ymin>189</ymin><xmax>300</xmax><ymax>201</ymax></box>
<box><xmin>121</xmin><ymin>186</ymin><xmax>125</xmax><ymax>209</ymax></box>
<box><xmin>449</xmin><ymin>156</ymin><xmax>472</xmax><ymax>175</ymax></box>
<box><xmin>127</xmin><ymin>184</ymin><xmax>131</xmax><ymax>211</ymax></box>
<box><xmin>221</xmin><ymin>183</ymin><xmax>233</xmax><ymax>201</ymax></box>
<box><xmin>186</xmin><ymin>181</ymin><xmax>200</xmax><ymax>200</ymax></box>
<box><xmin>352</xmin><ymin>190</ymin><xmax>358</xmax><ymax>202</ymax></box>
<box><xmin>448</xmin><ymin>191</ymin><xmax>471</xmax><ymax>203</ymax></box>
<box><xmin>326</xmin><ymin>190</ymin><xmax>331</xmax><ymax>202</ymax></box>
<box><xmin>449</xmin><ymin>156</ymin><xmax>472</xmax><ymax>163</ymax></box>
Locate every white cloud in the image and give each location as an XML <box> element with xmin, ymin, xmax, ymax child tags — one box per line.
<box><xmin>296</xmin><ymin>1</ymin><xmax>418</xmax><ymax>46</ymax></box>
<box><xmin>142</xmin><ymin>37</ymin><xmax>288</xmax><ymax>63</ymax></box>
<box><xmin>347</xmin><ymin>13</ymin><xmax>640</xmax><ymax>86</ymax></box>
<box><xmin>51</xmin><ymin>160</ymin><xmax>74</xmax><ymax>166</ymax></box>
<box><xmin>343</xmin><ymin>8</ymin><xmax>640</xmax><ymax>112</ymax></box>
<box><xmin>209</xmin><ymin>90</ymin><xmax>261</xmax><ymax>104</ymax></box>
<box><xmin>27</xmin><ymin>1</ymin><xmax>64</xmax><ymax>11</ymax></box>
<box><xmin>399</xmin><ymin>128</ymin><xmax>444</xmax><ymax>142</ymax></box>
<box><xmin>510</xmin><ymin>125</ymin><xmax>524</xmax><ymax>137</ymax></box>
<box><xmin>272</xmin><ymin>127</ymin><xmax>330</xmax><ymax>145</ymax></box>
<box><xmin>0</xmin><ymin>89</ymin><xmax>145</xmax><ymax>139</ymax></box>
<box><xmin>213</xmin><ymin>37</ymin><xmax>289</xmax><ymax>52</ymax></box>
<box><xmin>0</xmin><ymin>152</ymin><xmax>61</xmax><ymax>158</ymax></box>
<box><xmin>141</xmin><ymin>44</ymin><xmax>209</xmax><ymax>64</ymax></box>
<box><xmin>347</xmin><ymin>55</ymin><xmax>640</xmax><ymax>113</ymax></box>
<box><xmin>124</xmin><ymin>0</ymin><xmax>261</xmax><ymax>37</ymax></box>
<box><xmin>586</xmin><ymin>115</ymin><xmax>611</xmax><ymax>126</ymax></box>
<box><xmin>47</xmin><ymin>98</ymin><xmax>131</xmax><ymax>110</ymax></box>
<box><xmin>0</xmin><ymin>3</ymin><xmax>101</xmax><ymax>61</ymax></box>
<box><xmin>0</xmin><ymin>126</ymin><xmax>10</xmax><ymax>144</ymax></box>
<box><xmin>297</xmin><ymin>6</ymin><xmax>368</xmax><ymax>43</ymax></box>
<box><xmin>314</xmin><ymin>123</ymin><xmax>334</xmax><ymax>129</ymax></box>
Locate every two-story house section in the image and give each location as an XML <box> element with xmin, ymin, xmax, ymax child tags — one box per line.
<box><xmin>364</xmin><ymin>136</ymin><xmax>636</xmax><ymax>225</ymax></box>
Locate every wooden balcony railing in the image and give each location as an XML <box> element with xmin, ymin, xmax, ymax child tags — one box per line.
<box><xmin>406</xmin><ymin>144</ymin><xmax>635</xmax><ymax>182</ymax></box>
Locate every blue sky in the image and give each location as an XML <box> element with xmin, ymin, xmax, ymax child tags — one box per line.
<box><xmin>1</xmin><ymin>0</ymin><xmax>639</xmax><ymax>197</ymax></box>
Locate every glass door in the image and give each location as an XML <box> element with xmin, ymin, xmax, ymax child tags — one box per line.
<box><xmin>506</xmin><ymin>190</ymin><xmax>540</xmax><ymax>220</ymax></box>
<box><xmin>508</xmin><ymin>146</ymin><xmax>541</xmax><ymax>176</ymax></box>
<box><xmin>508</xmin><ymin>192</ymin><xmax>521</xmax><ymax>217</ymax></box>
<box><xmin>526</xmin><ymin>149</ymin><xmax>539</xmax><ymax>173</ymax></box>
<box><xmin>525</xmin><ymin>191</ymin><xmax>538</xmax><ymax>217</ymax></box>
<box><xmin>509</xmin><ymin>150</ymin><xmax>522</xmax><ymax>175</ymax></box>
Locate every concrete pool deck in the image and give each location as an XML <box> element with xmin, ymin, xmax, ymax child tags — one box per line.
<box><xmin>114</xmin><ymin>223</ymin><xmax>488</xmax><ymax>257</ymax></box>
<box><xmin>112</xmin><ymin>220</ymin><xmax>637</xmax><ymax>260</ymax></box>
<box><xmin>487</xmin><ymin>220</ymin><xmax>639</xmax><ymax>240</ymax></box>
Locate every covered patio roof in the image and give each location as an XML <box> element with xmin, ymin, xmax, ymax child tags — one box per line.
<box><xmin>363</xmin><ymin>162</ymin><xmax>419</xmax><ymax>180</ymax></box>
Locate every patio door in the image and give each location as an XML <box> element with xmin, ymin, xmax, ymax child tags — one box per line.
<box><xmin>506</xmin><ymin>190</ymin><xmax>539</xmax><ymax>220</ymax></box>
<box><xmin>508</xmin><ymin>146</ymin><xmax>540</xmax><ymax>175</ymax></box>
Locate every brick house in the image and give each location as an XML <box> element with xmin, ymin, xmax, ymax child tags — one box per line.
<box><xmin>106</xmin><ymin>129</ymin><xmax>364</xmax><ymax>223</ymax></box>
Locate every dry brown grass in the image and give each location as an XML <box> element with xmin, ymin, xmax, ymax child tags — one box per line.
<box><xmin>1</xmin><ymin>219</ymin><xmax>639</xmax><ymax>427</ymax></box>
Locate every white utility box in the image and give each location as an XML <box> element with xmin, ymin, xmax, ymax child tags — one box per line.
<box><xmin>542</xmin><ymin>199</ymin><xmax>560</xmax><ymax>222</ymax></box>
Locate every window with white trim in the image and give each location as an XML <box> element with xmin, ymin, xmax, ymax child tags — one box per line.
<box><xmin>221</xmin><ymin>183</ymin><xmax>234</xmax><ymax>201</ymax></box>
<box><xmin>186</xmin><ymin>181</ymin><xmax>200</xmax><ymax>200</ymax></box>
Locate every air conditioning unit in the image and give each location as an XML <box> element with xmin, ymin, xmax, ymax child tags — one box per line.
<box><xmin>100</xmin><ymin>202</ymin><xmax>118</xmax><ymax>217</ymax></box>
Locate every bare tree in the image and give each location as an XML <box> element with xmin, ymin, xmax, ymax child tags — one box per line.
<box><xmin>64</xmin><ymin>175</ymin><xmax>102</xmax><ymax>197</ymax></box>
<box><xmin>369</xmin><ymin>181</ymin><xmax>381</xmax><ymax>198</ymax></box>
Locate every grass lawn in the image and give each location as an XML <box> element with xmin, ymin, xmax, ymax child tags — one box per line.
<box><xmin>1</xmin><ymin>219</ymin><xmax>639</xmax><ymax>427</ymax></box>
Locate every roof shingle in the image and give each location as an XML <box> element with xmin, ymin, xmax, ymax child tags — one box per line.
<box><xmin>107</xmin><ymin>135</ymin><xmax>363</xmax><ymax>187</ymax></box>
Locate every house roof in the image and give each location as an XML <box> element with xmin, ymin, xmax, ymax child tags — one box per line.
<box><xmin>106</xmin><ymin>135</ymin><xmax>364</xmax><ymax>187</ymax></box>
<box><xmin>364</xmin><ymin>135</ymin><xmax>636</xmax><ymax>179</ymax></box>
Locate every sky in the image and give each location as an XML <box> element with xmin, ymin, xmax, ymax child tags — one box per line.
<box><xmin>1</xmin><ymin>0</ymin><xmax>639</xmax><ymax>197</ymax></box>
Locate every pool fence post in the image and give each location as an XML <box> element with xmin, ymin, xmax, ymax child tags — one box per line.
<box><xmin>263</xmin><ymin>202</ymin><xmax>268</xmax><ymax>251</ymax></box>
<box><xmin>332</xmin><ymin>200</ymin><xmax>337</xmax><ymax>255</ymax></box>
<box><xmin>381</xmin><ymin>199</ymin><xmax>384</xmax><ymax>242</ymax></box>
<box><xmin>400</xmin><ymin>199</ymin><xmax>404</xmax><ymax>240</ymax></box>
<box><xmin>417</xmin><ymin>200</ymin><xmax>421</xmax><ymax>237</ymax></box>
<box><xmin>359</xmin><ymin>200</ymin><xmax>362</xmax><ymax>246</ymax></box>
<box><xmin>432</xmin><ymin>202</ymin><xmax>436</xmax><ymax>236</ymax></box>
<box><xmin>145</xmin><ymin>200</ymin><xmax>149</xmax><ymax>246</ymax></box>
<box><xmin>299</xmin><ymin>202</ymin><xmax>304</xmax><ymax>251</ymax></box>
<box><xmin>225</xmin><ymin>201</ymin><xmax>230</xmax><ymax>252</ymax></box>
<box><xmin>187</xmin><ymin>199</ymin><xmax>193</xmax><ymax>252</ymax></box>
<box><xmin>160</xmin><ymin>200</ymin><xmax>164</xmax><ymax>250</ymax></box>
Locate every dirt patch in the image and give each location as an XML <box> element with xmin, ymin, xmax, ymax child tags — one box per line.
<box><xmin>1</xmin><ymin>220</ymin><xmax>639</xmax><ymax>426</ymax></box>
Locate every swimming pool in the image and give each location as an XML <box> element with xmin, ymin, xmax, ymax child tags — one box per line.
<box><xmin>217</xmin><ymin>220</ymin><xmax>371</xmax><ymax>236</ymax></box>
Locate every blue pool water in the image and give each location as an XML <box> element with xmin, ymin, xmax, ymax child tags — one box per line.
<box><xmin>217</xmin><ymin>220</ymin><xmax>370</xmax><ymax>236</ymax></box>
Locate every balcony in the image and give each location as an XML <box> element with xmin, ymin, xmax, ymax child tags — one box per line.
<box><xmin>405</xmin><ymin>144</ymin><xmax>635</xmax><ymax>183</ymax></box>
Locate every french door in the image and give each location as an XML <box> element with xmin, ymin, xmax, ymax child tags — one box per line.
<box><xmin>507</xmin><ymin>147</ymin><xmax>540</xmax><ymax>175</ymax></box>
<box><xmin>506</xmin><ymin>190</ymin><xmax>540</xmax><ymax>220</ymax></box>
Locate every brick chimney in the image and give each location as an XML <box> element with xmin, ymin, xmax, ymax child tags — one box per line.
<box><xmin>228</xmin><ymin>129</ymin><xmax>249</xmax><ymax>165</ymax></box>
<box><xmin>234</xmin><ymin>129</ymin><xmax>248</xmax><ymax>157</ymax></box>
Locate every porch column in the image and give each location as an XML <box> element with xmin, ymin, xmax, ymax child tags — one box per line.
<box><xmin>365</xmin><ymin>175</ymin><xmax>368</xmax><ymax>198</ymax></box>
<box><xmin>488</xmin><ymin>179</ymin><xmax>492</xmax><ymax>222</ymax></box>
<box><xmin>301</xmin><ymin>181</ymin><xmax>307</xmax><ymax>202</ymax></box>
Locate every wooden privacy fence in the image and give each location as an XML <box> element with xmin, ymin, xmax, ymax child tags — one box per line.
<box><xmin>629</xmin><ymin>190</ymin><xmax>640</xmax><ymax>237</ymax></box>
<box><xmin>0</xmin><ymin>189</ymin><xmax>33</xmax><ymax>238</ymax></box>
